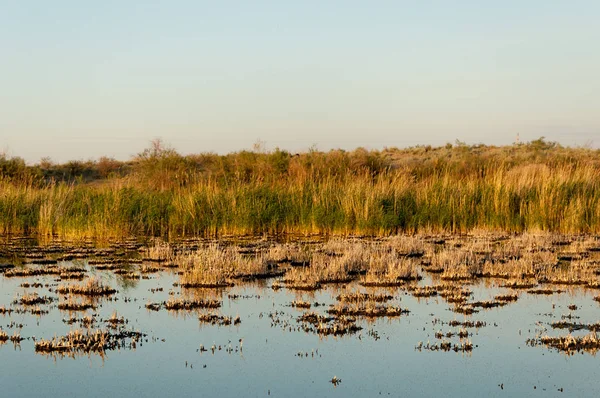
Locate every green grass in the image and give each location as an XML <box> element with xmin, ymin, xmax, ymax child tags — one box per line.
<box><xmin>1</xmin><ymin>139</ymin><xmax>599</xmax><ymax>237</ymax></box>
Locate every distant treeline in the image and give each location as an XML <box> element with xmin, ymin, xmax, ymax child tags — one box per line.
<box><xmin>1</xmin><ymin>138</ymin><xmax>599</xmax><ymax>237</ymax></box>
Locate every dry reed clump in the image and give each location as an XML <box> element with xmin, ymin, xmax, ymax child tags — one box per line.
<box><xmin>145</xmin><ymin>302</ymin><xmax>161</xmax><ymax>311</ymax></box>
<box><xmin>452</xmin><ymin>304</ymin><xmax>478</xmax><ymax>315</ymax></box>
<box><xmin>113</xmin><ymin>269</ymin><xmax>141</xmax><ymax>279</ymax></box>
<box><xmin>105</xmin><ymin>311</ymin><xmax>126</xmax><ymax>328</ymax></box>
<box><xmin>537</xmin><ymin>259</ymin><xmax>598</xmax><ymax>286</ymax></box>
<box><xmin>336</xmin><ymin>292</ymin><xmax>394</xmax><ymax>303</ymax></box>
<box><xmin>57</xmin><ymin>296</ymin><xmax>95</xmax><ymax>311</ymax></box>
<box><xmin>282</xmin><ymin>267</ymin><xmax>322</xmax><ymax>291</ymax></box>
<box><xmin>312</xmin><ymin>243</ymin><xmax>371</xmax><ymax>284</ymax></box>
<box><xmin>435</xmin><ymin>329</ymin><xmax>470</xmax><ymax>339</ymax></box>
<box><xmin>415</xmin><ymin>339</ymin><xmax>473</xmax><ymax>352</ymax></box>
<box><xmin>291</xmin><ymin>300</ymin><xmax>311</xmax><ymax>309</ymax></box>
<box><xmin>176</xmin><ymin>245</ymin><xmax>236</xmax><ymax>288</ymax></box>
<box><xmin>268</xmin><ymin>243</ymin><xmax>312</xmax><ymax>266</ymax></box>
<box><xmin>4</xmin><ymin>265</ymin><xmax>86</xmax><ymax>278</ymax></box>
<box><xmin>13</xmin><ymin>293</ymin><xmax>55</xmax><ymax>306</ymax></box>
<box><xmin>140</xmin><ymin>264</ymin><xmax>161</xmax><ymax>274</ymax></box>
<box><xmin>528</xmin><ymin>332</ymin><xmax>600</xmax><ymax>354</ymax></box>
<box><xmin>164</xmin><ymin>298</ymin><xmax>221</xmax><ymax>311</ymax></box>
<box><xmin>34</xmin><ymin>328</ymin><xmax>144</xmax><ymax>356</ymax></box>
<box><xmin>56</xmin><ymin>278</ymin><xmax>117</xmax><ymax>296</ymax></box>
<box><xmin>313</xmin><ymin>316</ymin><xmax>362</xmax><ymax>337</ymax></box>
<box><xmin>0</xmin><ymin>330</ymin><xmax>8</xmax><ymax>342</ymax></box>
<box><xmin>58</xmin><ymin>270</ymin><xmax>86</xmax><ymax>280</ymax></box>
<box><xmin>142</xmin><ymin>240</ymin><xmax>175</xmax><ymax>262</ymax></box>
<box><xmin>527</xmin><ymin>288</ymin><xmax>564</xmax><ymax>295</ymax></box>
<box><xmin>327</xmin><ymin>302</ymin><xmax>409</xmax><ymax>318</ymax></box>
<box><xmin>470</xmin><ymin>300</ymin><xmax>510</xmax><ymax>309</ymax></box>
<box><xmin>63</xmin><ymin>315</ymin><xmax>96</xmax><ymax>327</ymax></box>
<box><xmin>198</xmin><ymin>313</ymin><xmax>241</xmax><ymax>326</ymax></box>
<box><xmin>19</xmin><ymin>282</ymin><xmax>44</xmax><ymax>288</ymax></box>
<box><xmin>436</xmin><ymin>284</ymin><xmax>473</xmax><ymax>304</ymax></box>
<box><xmin>551</xmin><ymin>321</ymin><xmax>600</xmax><ymax>332</ymax></box>
<box><xmin>280</xmin><ymin>243</ymin><xmax>370</xmax><ymax>289</ymax></box>
<box><xmin>500</xmin><ymin>280</ymin><xmax>538</xmax><ymax>289</ymax></box>
<box><xmin>297</xmin><ymin>312</ymin><xmax>362</xmax><ymax>337</ymax></box>
<box><xmin>232</xmin><ymin>253</ymin><xmax>284</xmax><ymax>280</ymax></box>
<box><xmin>386</xmin><ymin>235</ymin><xmax>426</xmax><ymax>257</ymax></box>
<box><xmin>9</xmin><ymin>332</ymin><xmax>24</xmax><ymax>343</ymax></box>
<box><xmin>438</xmin><ymin>248</ymin><xmax>480</xmax><ymax>281</ymax></box>
<box><xmin>0</xmin><ymin>306</ymin><xmax>13</xmax><ymax>315</ymax></box>
<box><xmin>361</xmin><ymin>250</ymin><xmax>420</xmax><ymax>287</ymax></box>
<box><xmin>407</xmin><ymin>285</ymin><xmax>438</xmax><ymax>298</ymax></box>
<box><xmin>494</xmin><ymin>294</ymin><xmax>519</xmax><ymax>302</ymax></box>
<box><xmin>29</xmin><ymin>306</ymin><xmax>49</xmax><ymax>316</ymax></box>
<box><xmin>448</xmin><ymin>320</ymin><xmax>486</xmax><ymax>328</ymax></box>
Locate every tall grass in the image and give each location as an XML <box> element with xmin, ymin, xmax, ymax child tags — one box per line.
<box><xmin>1</xmin><ymin>140</ymin><xmax>599</xmax><ymax>237</ymax></box>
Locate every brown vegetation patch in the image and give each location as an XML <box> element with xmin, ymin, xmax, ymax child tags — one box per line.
<box><xmin>164</xmin><ymin>298</ymin><xmax>221</xmax><ymax>311</ymax></box>
<box><xmin>56</xmin><ymin>278</ymin><xmax>116</xmax><ymax>296</ymax></box>
<box><xmin>198</xmin><ymin>313</ymin><xmax>241</xmax><ymax>326</ymax></box>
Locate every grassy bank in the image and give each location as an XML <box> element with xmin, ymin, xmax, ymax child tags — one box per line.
<box><xmin>1</xmin><ymin>139</ymin><xmax>599</xmax><ymax>237</ymax></box>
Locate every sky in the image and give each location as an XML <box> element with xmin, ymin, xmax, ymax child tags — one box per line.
<box><xmin>1</xmin><ymin>1</ymin><xmax>599</xmax><ymax>163</ymax></box>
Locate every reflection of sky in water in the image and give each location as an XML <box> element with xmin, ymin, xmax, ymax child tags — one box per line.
<box><xmin>1</xmin><ymin>266</ymin><xmax>600</xmax><ymax>398</ymax></box>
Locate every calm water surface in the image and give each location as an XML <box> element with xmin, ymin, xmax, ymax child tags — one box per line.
<box><xmin>0</xmin><ymin>258</ymin><xmax>599</xmax><ymax>397</ymax></box>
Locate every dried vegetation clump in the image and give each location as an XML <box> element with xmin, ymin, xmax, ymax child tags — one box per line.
<box><xmin>56</xmin><ymin>278</ymin><xmax>116</xmax><ymax>296</ymax></box>
<box><xmin>528</xmin><ymin>332</ymin><xmax>600</xmax><ymax>354</ymax></box>
<box><xmin>35</xmin><ymin>328</ymin><xmax>145</xmax><ymax>356</ymax></box>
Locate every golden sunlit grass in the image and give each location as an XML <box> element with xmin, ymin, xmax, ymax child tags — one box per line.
<box><xmin>2</xmin><ymin>140</ymin><xmax>600</xmax><ymax>238</ymax></box>
<box><xmin>56</xmin><ymin>278</ymin><xmax>116</xmax><ymax>296</ymax></box>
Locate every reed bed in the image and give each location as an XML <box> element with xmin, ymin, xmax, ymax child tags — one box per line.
<box><xmin>1</xmin><ymin>142</ymin><xmax>600</xmax><ymax>238</ymax></box>
<box><xmin>163</xmin><ymin>232</ymin><xmax>600</xmax><ymax>292</ymax></box>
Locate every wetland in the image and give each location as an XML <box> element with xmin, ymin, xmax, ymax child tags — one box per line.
<box><xmin>1</xmin><ymin>233</ymin><xmax>600</xmax><ymax>397</ymax></box>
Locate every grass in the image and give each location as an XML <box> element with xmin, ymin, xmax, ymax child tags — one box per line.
<box><xmin>1</xmin><ymin>140</ymin><xmax>600</xmax><ymax>237</ymax></box>
<box><xmin>56</xmin><ymin>278</ymin><xmax>117</xmax><ymax>296</ymax></box>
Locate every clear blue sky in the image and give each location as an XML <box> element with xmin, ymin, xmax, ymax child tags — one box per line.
<box><xmin>1</xmin><ymin>1</ymin><xmax>599</xmax><ymax>163</ymax></box>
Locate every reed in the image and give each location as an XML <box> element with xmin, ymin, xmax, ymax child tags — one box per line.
<box><xmin>1</xmin><ymin>140</ymin><xmax>599</xmax><ymax>237</ymax></box>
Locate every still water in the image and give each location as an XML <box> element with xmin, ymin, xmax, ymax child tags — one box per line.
<box><xmin>0</xmin><ymin>260</ymin><xmax>599</xmax><ymax>397</ymax></box>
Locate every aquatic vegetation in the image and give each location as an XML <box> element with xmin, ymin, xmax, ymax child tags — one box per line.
<box><xmin>330</xmin><ymin>376</ymin><xmax>341</xmax><ymax>386</ymax></box>
<box><xmin>198</xmin><ymin>313</ymin><xmax>241</xmax><ymax>326</ymax></box>
<box><xmin>408</xmin><ymin>285</ymin><xmax>438</xmax><ymax>298</ymax></box>
<box><xmin>528</xmin><ymin>332</ymin><xmax>600</xmax><ymax>354</ymax></box>
<box><xmin>327</xmin><ymin>303</ymin><xmax>409</xmax><ymax>318</ymax></box>
<box><xmin>164</xmin><ymin>298</ymin><xmax>221</xmax><ymax>311</ymax></box>
<box><xmin>470</xmin><ymin>300</ymin><xmax>510</xmax><ymax>309</ymax></box>
<box><xmin>494</xmin><ymin>294</ymin><xmax>519</xmax><ymax>302</ymax></box>
<box><xmin>500</xmin><ymin>280</ymin><xmax>537</xmax><ymax>289</ymax></box>
<box><xmin>0</xmin><ymin>306</ymin><xmax>13</xmax><ymax>315</ymax></box>
<box><xmin>361</xmin><ymin>252</ymin><xmax>421</xmax><ymax>286</ymax></box>
<box><xmin>335</xmin><ymin>292</ymin><xmax>394</xmax><ymax>303</ymax></box>
<box><xmin>550</xmin><ymin>321</ymin><xmax>600</xmax><ymax>332</ymax></box>
<box><xmin>13</xmin><ymin>293</ymin><xmax>55</xmax><ymax>306</ymax></box>
<box><xmin>57</xmin><ymin>297</ymin><xmax>95</xmax><ymax>311</ymax></box>
<box><xmin>34</xmin><ymin>328</ymin><xmax>145</xmax><ymax>356</ymax></box>
<box><xmin>448</xmin><ymin>320</ymin><xmax>486</xmax><ymax>328</ymax></box>
<box><xmin>290</xmin><ymin>300</ymin><xmax>311</xmax><ymax>309</ymax></box>
<box><xmin>105</xmin><ymin>311</ymin><xmax>126</xmax><ymax>328</ymax></box>
<box><xmin>415</xmin><ymin>339</ymin><xmax>473</xmax><ymax>353</ymax></box>
<box><xmin>5</xmin><ymin>265</ymin><xmax>86</xmax><ymax>278</ymax></box>
<box><xmin>56</xmin><ymin>278</ymin><xmax>117</xmax><ymax>296</ymax></box>
<box><xmin>527</xmin><ymin>288</ymin><xmax>564</xmax><ymax>295</ymax></box>
<box><xmin>4</xmin><ymin>142</ymin><xmax>600</xmax><ymax>237</ymax></box>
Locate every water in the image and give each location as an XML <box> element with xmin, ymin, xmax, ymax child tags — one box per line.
<box><xmin>1</xmin><ymin>257</ymin><xmax>600</xmax><ymax>397</ymax></box>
